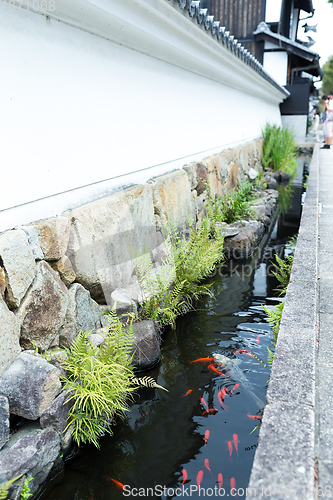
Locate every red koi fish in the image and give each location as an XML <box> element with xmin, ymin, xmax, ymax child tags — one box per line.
<box><xmin>204</xmin><ymin>430</ymin><xmax>210</xmax><ymax>446</ymax></box>
<box><xmin>196</xmin><ymin>470</ymin><xmax>203</xmax><ymax>487</ymax></box>
<box><xmin>200</xmin><ymin>397</ymin><xmax>209</xmax><ymax>410</ymax></box>
<box><xmin>230</xmin><ymin>384</ymin><xmax>240</xmax><ymax>394</ymax></box>
<box><xmin>202</xmin><ymin>408</ymin><xmax>218</xmax><ymax>416</ymax></box>
<box><xmin>227</xmin><ymin>440</ymin><xmax>233</xmax><ymax>458</ymax></box>
<box><xmin>234</xmin><ymin>349</ymin><xmax>254</xmax><ymax>358</ymax></box>
<box><xmin>256</xmin><ymin>335</ymin><xmax>260</xmax><ymax>344</ymax></box>
<box><xmin>218</xmin><ymin>473</ymin><xmax>223</xmax><ymax>489</ymax></box>
<box><xmin>181</xmin><ymin>469</ymin><xmax>188</xmax><ymax>484</ymax></box>
<box><xmin>247</xmin><ymin>413</ymin><xmax>262</xmax><ymax>420</ymax></box>
<box><xmin>204</xmin><ymin>458</ymin><xmax>212</xmax><ymax>474</ymax></box>
<box><xmin>233</xmin><ymin>433</ymin><xmax>239</xmax><ymax>454</ymax></box>
<box><xmin>182</xmin><ymin>389</ymin><xmax>193</xmax><ymax>398</ymax></box>
<box><xmin>217</xmin><ymin>387</ymin><xmax>228</xmax><ymax>405</ymax></box>
<box><xmin>230</xmin><ymin>477</ymin><xmax>237</xmax><ymax>496</ymax></box>
<box><xmin>208</xmin><ymin>364</ymin><xmax>229</xmax><ymax>378</ymax></box>
<box><xmin>107</xmin><ymin>478</ymin><xmax>125</xmax><ymax>490</ymax></box>
<box><xmin>190</xmin><ymin>357</ymin><xmax>214</xmax><ymax>364</ymax></box>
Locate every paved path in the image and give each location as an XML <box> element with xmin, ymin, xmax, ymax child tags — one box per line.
<box><xmin>247</xmin><ymin>141</ymin><xmax>333</xmax><ymax>500</ymax></box>
<box><xmin>317</xmin><ymin>145</ymin><xmax>333</xmax><ymax>499</ymax></box>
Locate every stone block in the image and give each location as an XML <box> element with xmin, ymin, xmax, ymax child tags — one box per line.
<box><xmin>64</xmin><ymin>283</ymin><xmax>102</xmax><ymax>336</ymax></box>
<box><xmin>50</xmin><ymin>255</ymin><xmax>76</xmax><ymax>286</ymax></box>
<box><xmin>224</xmin><ymin>161</ymin><xmax>240</xmax><ymax>191</ymax></box>
<box><xmin>223</xmin><ymin>225</ymin><xmax>255</xmax><ymax>259</ymax></box>
<box><xmin>217</xmin><ymin>150</ymin><xmax>232</xmax><ymax>184</ymax></box>
<box><xmin>19</xmin><ymin>225</ymin><xmax>44</xmax><ymax>260</ymax></box>
<box><xmin>0</xmin><ymin>427</ymin><xmax>60</xmax><ymax>494</ymax></box>
<box><xmin>152</xmin><ymin>170</ymin><xmax>196</xmax><ymax>230</ymax></box>
<box><xmin>0</xmin><ymin>352</ymin><xmax>62</xmax><ymax>420</ymax></box>
<box><xmin>16</xmin><ymin>261</ymin><xmax>68</xmax><ymax>350</ymax></box>
<box><xmin>196</xmin><ymin>163</ymin><xmax>208</xmax><ymax>195</ymax></box>
<box><xmin>65</xmin><ymin>185</ymin><xmax>158</xmax><ymax>303</ymax></box>
<box><xmin>40</xmin><ymin>391</ymin><xmax>73</xmax><ymax>450</ymax></box>
<box><xmin>202</xmin><ymin>155</ymin><xmax>223</xmax><ymax>198</ymax></box>
<box><xmin>182</xmin><ymin>163</ymin><xmax>197</xmax><ymax>190</ymax></box>
<box><xmin>34</xmin><ymin>216</ymin><xmax>71</xmax><ymax>261</ymax></box>
<box><xmin>0</xmin><ymin>295</ymin><xmax>21</xmax><ymax>378</ymax></box>
<box><xmin>0</xmin><ymin>397</ymin><xmax>9</xmax><ymax>451</ymax></box>
<box><xmin>110</xmin><ymin>288</ymin><xmax>137</xmax><ymax>315</ymax></box>
<box><xmin>128</xmin><ymin>320</ymin><xmax>160</xmax><ymax>369</ymax></box>
<box><xmin>0</xmin><ymin>229</ymin><xmax>36</xmax><ymax>309</ymax></box>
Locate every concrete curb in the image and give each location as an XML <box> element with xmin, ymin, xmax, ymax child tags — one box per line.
<box><xmin>246</xmin><ymin>144</ymin><xmax>319</xmax><ymax>499</ymax></box>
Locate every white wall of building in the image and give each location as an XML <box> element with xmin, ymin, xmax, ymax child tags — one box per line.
<box><xmin>0</xmin><ymin>0</ymin><xmax>287</xmax><ymax>231</ymax></box>
<box><xmin>263</xmin><ymin>50</ymin><xmax>289</xmax><ymax>86</ymax></box>
<box><xmin>281</xmin><ymin>115</ymin><xmax>308</xmax><ymax>142</ymax></box>
<box><xmin>265</xmin><ymin>0</ymin><xmax>282</xmax><ymax>22</ymax></box>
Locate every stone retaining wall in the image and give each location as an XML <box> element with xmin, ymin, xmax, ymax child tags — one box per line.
<box><xmin>0</xmin><ymin>139</ymin><xmax>264</xmax><ymax>495</ymax></box>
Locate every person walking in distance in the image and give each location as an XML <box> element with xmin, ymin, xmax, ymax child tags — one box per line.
<box><xmin>321</xmin><ymin>94</ymin><xmax>333</xmax><ymax>149</ymax></box>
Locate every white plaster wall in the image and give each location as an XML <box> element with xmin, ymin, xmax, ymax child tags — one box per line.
<box><xmin>281</xmin><ymin>115</ymin><xmax>308</xmax><ymax>142</ymax></box>
<box><xmin>265</xmin><ymin>0</ymin><xmax>282</xmax><ymax>22</ymax></box>
<box><xmin>263</xmin><ymin>51</ymin><xmax>288</xmax><ymax>86</ymax></box>
<box><xmin>0</xmin><ymin>0</ymin><xmax>286</xmax><ymax>232</ymax></box>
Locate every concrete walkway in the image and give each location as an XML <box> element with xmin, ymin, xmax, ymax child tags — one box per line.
<box><xmin>247</xmin><ymin>140</ymin><xmax>333</xmax><ymax>499</ymax></box>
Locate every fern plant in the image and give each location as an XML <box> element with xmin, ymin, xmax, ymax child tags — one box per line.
<box><xmin>271</xmin><ymin>254</ymin><xmax>294</xmax><ymax>296</ymax></box>
<box><xmin>205</xmin><ymin>181</ymin><xmax>256</xmax><ymax>225</ymax></box>
<box><xmin>61</xmin><ymin>311</ymin><xmax>167</xmax><ymax>448</ymax></box>
<box><xmin>0</xmin><ymin>476</ymin><xmax>21</xmax><ymax>500</ymax></box>
<box><xmin>20</xmin><ymin>477</ymin><xmax>33</xmax><ymax>500</ymax></box>
<box><xmin>131</xmin><ymin>219</ymin><xmax>224</xmax><ymax>328</ymax></box>
<box><xmin>262</xmin><ymin>302</ymin><xmax>284</xmax><ymax>347</ymax></box>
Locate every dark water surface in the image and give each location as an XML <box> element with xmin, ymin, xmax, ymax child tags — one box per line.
<box><xmin>39</xmin><ymin>157</ymin><xmax>309</xmax><ymax>500</ymax></box>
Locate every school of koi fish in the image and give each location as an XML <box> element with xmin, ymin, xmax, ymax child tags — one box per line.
<box><xmin>108</xmin><ymin>348</ymin><xmax>263</xmax><ymax>496</ymax></box>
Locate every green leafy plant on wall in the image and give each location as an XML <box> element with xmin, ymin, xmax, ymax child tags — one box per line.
<box><xmin>61</xmin><ymin>311</ymin><xmax>167</xmax><ymax>448</ymax></box>
<box><xmin>261</xmin><ymin>123</ymin><xmax>297</xmax><ymax>177</ymax></box>
<box><xmin>205</xmin><ymin>181</ymin><xmax>256</xmax><ymax>225</ymax></box>
<box><xmin>131</xmin><ymin>219</ymin><xmax>225</xmax><ymax>328</ymax></box>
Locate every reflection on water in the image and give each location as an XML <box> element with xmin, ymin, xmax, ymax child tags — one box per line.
<box><xmin>38</xmin><ymin>157</ymin><xmax>309</xmax><ymax>500</ymax></box>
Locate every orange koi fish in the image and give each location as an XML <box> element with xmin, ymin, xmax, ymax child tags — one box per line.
<box><xmin>218</xmin><ymin>473</ymin><xmax>223</xmax><ymax>489</ymax></box>
<box><xmin>256</xmin><ymin>335</ymin><xmax>260</xmax><ymax>344</ymax></box>
<box><xmin>202</xmin><ymin>408</ymin><xmax>218</xmax><ymax>416</ymax></box>
<box><xmin>204</xmin><ymin>430</ymin><xmax>210</xmax><ymax>446</ymax></box>
<box><xmin>190</xmin><ymin>357</ymin><xmax>214</xmax><ymax>364</ymax></box>
<box><xmin>207</xmin><ymin>364</ymin><xmax>229</xmax><ymax>378</ymax></box>
<box><xmin>233</xmin><ymin>434</ymin><xmax>239</xmax><ymax>454</ymax></box>
<box><xmin>182</xmin><ymin>389</ymin><xmax>193</xmax><ymax>398</ymax></box>
<box><xmin>200</xmin><ymin>397</ymin><xmax>209</xmax><ymax>410</ymax></box>
<box><xmin>196</xmin><ymin>470</ymin><xmax>203</xmax><ymax>487</ymax></box>
<box><xmin>107</xmin><ymin>478</ymin><xmax>125</xmax><ymax>490</ymax></box>
<box><xmin>230</xmin><ymin>384</ymin><xmax>240</xmax><ymax>394</ymax></box>
<box><xmin>230</xmin><ymin>477</ymin><xmax>237</xmax><ymax>497</ymax></box>
<box><xmin>247</xmin><ymin>413</ymin><xmax>262</xmax><ymax>420</ymax></box>
<box><xmin>227</xmin><ymin>440</ymin><xmax>233</xmax><ymax>458</ymax></box>
<box><xmin>181</xmin><ymin>469</ymin><xmax>188</xmax><ymax>484</ymax></box>
<box><xmin>204</xmin><ymin>458</ymin><xmax>212</xmax><ymax>474</ymax></box>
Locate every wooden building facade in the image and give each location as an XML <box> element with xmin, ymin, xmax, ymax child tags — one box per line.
<box><xmin>201</xmin><ymin>0</ymin><xmax>266</xmax><ymax>63</ymax></box>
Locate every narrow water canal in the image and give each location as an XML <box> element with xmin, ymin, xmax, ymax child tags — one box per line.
<box><xmin>39</xmin><ymin>154</ymin><xmax>309</xmax><ymax>500</ymax></box>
